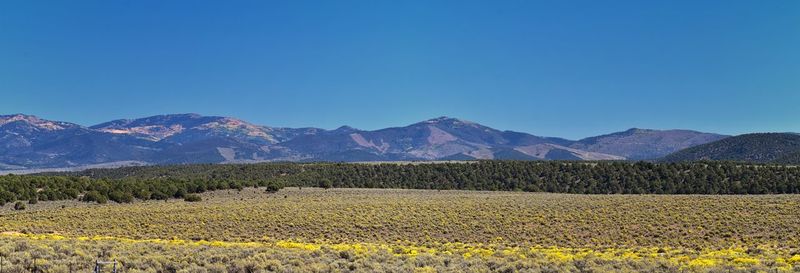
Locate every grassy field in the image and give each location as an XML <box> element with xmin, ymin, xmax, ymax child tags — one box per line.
<box><xmin>1</xmin><ymin>188</ymin><xmax>799</xmax><ymax>272</ymax></box>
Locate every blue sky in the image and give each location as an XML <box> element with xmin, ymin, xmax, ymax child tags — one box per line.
<box><xmin>1</xmin><ymin>1</ymin><xmax>798</xmax><ymax>139</ymax></box>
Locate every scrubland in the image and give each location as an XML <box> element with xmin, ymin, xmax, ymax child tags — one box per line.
<box><xmin>1</xmin><ymin>188</ymin><xmax>799</xmax><ymax>272</ymax></box>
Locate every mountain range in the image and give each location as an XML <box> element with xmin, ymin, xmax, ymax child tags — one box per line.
<box><xmin>0</xmin><ymin>113</ymin><xmax>732</xmax><ymax>171</ymax></box>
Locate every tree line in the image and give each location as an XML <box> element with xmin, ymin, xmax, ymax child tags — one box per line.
<box><xmin>0</xmin><ymin>174</ymin><xmax>281</xmax><ymax>206</ymax></box>
<box><xmin>2</xmin><ymin>161</ymin><xmax>799</xmax><ymax>205</ymax></box>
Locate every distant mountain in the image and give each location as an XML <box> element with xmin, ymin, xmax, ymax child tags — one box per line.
<box><xmin>660</xmin><ymin>133</ymin><xmax>800</xmax><ymax>163</ymax></box>
<box><xmin>90</xmin><ymin>114</ymin><xmax>322</xmax><ymax>164</ymax></box>
<box><xmin>0</xmin><ymin>113</ymin><xmax>728</xmax><ymax>170</ymax></box>
<box><xmin>0</xmin><ymin>114</ymin><xmax>158</xmax><ymax>168</ymax></box>
<box><xmin>91</xmin><ymin>114</ymin><xmax>320</xmax><ymax>144</ymax></box>
<box><xmin>571</xmin><ymin>128</ymin><xmax>729</xmax><ymax>160</ymax></box>
<box><xmin>275</xmin><ymin>117</ymin><xmax>619</xmax><ymax>161</ymax></box>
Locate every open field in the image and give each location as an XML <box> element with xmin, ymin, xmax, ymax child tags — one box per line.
<box><xmin>1</xmin><ymin>188</ymin><xmax>800</xmax><ymax>272</ymax></box>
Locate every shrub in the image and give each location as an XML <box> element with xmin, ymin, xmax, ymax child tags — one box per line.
<box><xmin>174</xmin><ymin>188</ymin><xmax>187</xmax><ymax>198</ymax></box>
<box><xmin>82</xmin><ymin>191</ymin><xmax>108</xmax><ymax>204</ymax></box>
<box><xmin>265</xmin><ymin>182</ymin><xmax>282</xmax><ymax>193</ymax></box>
<box><xmin>64</xmin><ymin>188</ymin><xmax>80</xmax><ymax>199</ymax></box>
<box><xmin>0</xmin><ymin>190</ymin><xmax>16</xmax><ymax>204</ymax></box>
<box><xmin>135</xmin><ymin>189</ymin><xmax>152</xmax><ymax>200</ymax></box>
<box><xmin>184</xmin><ymin>194</ymin><xmax>202</xmax><ymax>202</ymax></box>
<box><xmin>319</xmin><ymin>178</ymin><xmax>333</xmax><ymax>189</ymax></box>
<box><xmin>150</xmin><ymin>191</ymin><xmax>170</xmax><ymax>200</ymax></box>
<box><xmin>13</xmin><ymin>201</ymin><xmax>26</xmax><ymax>210</ymax></box>
<box><xmin>109</xmin><ymin>191</ymin><xmax>134</xmax><ymax>203</ymax></box>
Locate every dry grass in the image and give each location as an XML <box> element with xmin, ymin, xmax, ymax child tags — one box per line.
<box><xmin>1</xmin><ymin>188</ymin><xmax>799</xmax><ymax>272</ymax></box>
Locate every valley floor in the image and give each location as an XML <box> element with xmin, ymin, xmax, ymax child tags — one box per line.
<box><xmin>1</xmin><ymin>188</ymin><xmax>799</xmax><ymax>272</ymax></box>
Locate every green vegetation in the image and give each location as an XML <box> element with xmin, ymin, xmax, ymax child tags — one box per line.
<box><xmin>69</xmin><ymin>161</ymin><xmax>800</xmax><ymax>195</ymax></box>
<box><xmin>183</xmin><ymin>193</ymin><xmax>202</xmax><ymax>202</ymax></box>
<box><xmin>0</xmin><ymin>161</ymin><xmax>798</xmax><ymax>206</ymax></box>
<box><xmin>661</xmin><ymin>133</ymin><xmax>800</xmax><ymax>163</ymax></box>
<box><xmin>12</xmin><ymin>201</ymin><xmax>24</xmax><ymax>210</ymax></box>
<box><xmin>0</xmin><ymin>173</ymin><xmax>284</xmax><ymax>205</ymax></box>
<box><xmin>775</xmin><ymin>151</ymin><xmax>800</xmax><ymax>164</ymax></box>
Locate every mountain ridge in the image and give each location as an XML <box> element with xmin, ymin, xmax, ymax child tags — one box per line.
<box><xmin>0</xmin><ymin>113</ymin><xmax>728</xmax><ymax>170</ymax></box>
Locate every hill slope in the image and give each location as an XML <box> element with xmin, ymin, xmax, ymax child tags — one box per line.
<box><xmin>570</xmin><ymin>128</ymin><xmax>728</xmax><ymax>160</ymax></box>
<box><xmin>660</xmin><ymin>133</ymin><xmax>800</xmax><ymax>163</ymax></box>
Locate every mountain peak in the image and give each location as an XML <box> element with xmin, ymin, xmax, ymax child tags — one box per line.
<box><xmin>426</xmin><ymin>116</ymin><xmax>456</xmax><ymax>122</ymax></box>
<box><xmin>91</xmin><ymin>113</ymin><xmax>221</xmax><ymax>141</ymax></box>
<box><xmin>0</xmin><ymin>114</ymin><xmax>74</xmax><ymax>131</ymax></box>
<box><xmin>623</xmin><ymin>128</ymin><xmax>652</xmax><ymax>134</ymax></box>
<box><xmin>423</xmin><ymin>116</ymin><xmax>477</xmax><ymax>126</ymax></box>
<box><xmin>139</xmin><ymin>113</ymin><xmax>207</xmax><ymax>121</ymax></box>
<box><xmin>334</xmin><ymin>125</ymin><xmax>358</xmax><ymax>132</ymax></box>
<box><xmin>1</xmin><ymin>113</ymin><xmax>38</xmax><ymax>122</ymax></box>
<box><xmin>160</xmin><ymin>113</ymin><xmax>204</xmax><ymax>119</ymax></box>
<box><xmin>90</xmin><ymin>113</ymin><xmax>279</xmax><ymax>143</ymax></box>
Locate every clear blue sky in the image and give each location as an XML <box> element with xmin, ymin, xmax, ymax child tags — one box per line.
<box><xmin>1</xmin><ymin>1</ymin><xmax>798</xmax><ymax>139</ymax></box>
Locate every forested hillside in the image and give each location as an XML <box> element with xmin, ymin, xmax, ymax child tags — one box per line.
<box><xmin>6</xmin><ymin>161</ymin><xmax>799</xmax><ymax>206</ymax></box>
<box><xmin>661</xmin><ymin>133</ymin><xmax>800</xmax><ymax>163</ymax></box>
<box><xmin>775</xmin><ymin>151</ymin><xmax>800</xmax><ymax>164</ymax></box>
